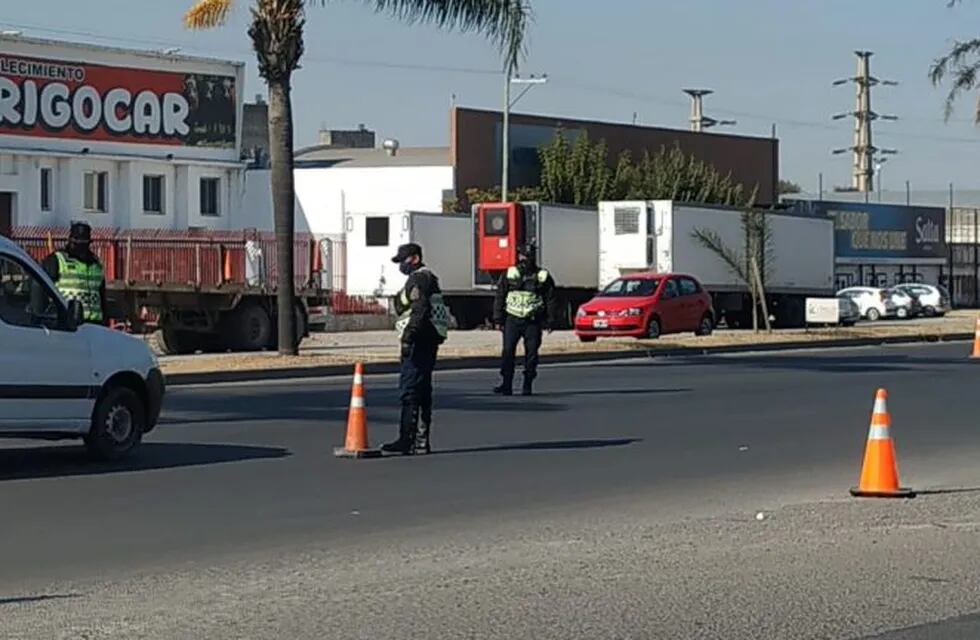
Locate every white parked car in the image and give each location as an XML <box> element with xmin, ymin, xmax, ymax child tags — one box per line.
<box><xmin>883</xmin><ymin>288</ymin><xmax>919</xmax><ymax>319</ymax></box>
<box><xmin>837</xmin><ymin>287</ymin><xmax>893</xmax><ymax>321</ymax></box>
<box><xmin>0</xmin><ymin>235</ymin><xmax>164</xmax><ymax>459</ymax></box>
<box><xmin>894</xmin><ymin>283</ymin><xmax>950</xmax><ymax>317</ymax></box>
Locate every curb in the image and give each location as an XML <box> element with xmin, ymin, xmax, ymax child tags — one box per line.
<box><xmin>163</xmin><ymin>331</ymin><xmax>975</xmax><ymax>386</ymax></box>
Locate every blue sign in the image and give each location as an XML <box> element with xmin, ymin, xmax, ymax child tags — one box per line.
<box><xmin>788</xmin><ymin>200</ymin><xmax>946</xmax><ymax>260</ymax></box>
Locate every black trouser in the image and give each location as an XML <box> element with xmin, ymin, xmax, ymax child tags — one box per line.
<box><xmin>399</xmin><ymin>340</ymin><xmax>439</xmax><ymax>446</ymax></box>
<box><xmin>500</xmin><ymin>316</ymin><xmax>543</xmax><ymax>390</ymax></box>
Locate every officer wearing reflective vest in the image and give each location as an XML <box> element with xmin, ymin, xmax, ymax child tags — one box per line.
<box><xmin>42</xmin><ymin>221</ymin><xmax>107</xmax><ymax>325</ymax></box>
<box><xmin>493</xmin><ymin>243</ymin><xmax>557</xmax><ymax>396</ymax></box>
<box><xmin>383</xmin><ymin>242</ymin><xmax>450</xmax><ymax>455</ymax></box>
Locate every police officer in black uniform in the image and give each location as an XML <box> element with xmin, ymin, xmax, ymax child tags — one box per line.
<box><xmin>383</xmin><ymin>243</ymin><xmax>450</xmax><ymax>455</ymax></box>
<box><xmin>493</xmin><ymin>243</ymin><xmax>557</xmax><ymax>396</ymax></box>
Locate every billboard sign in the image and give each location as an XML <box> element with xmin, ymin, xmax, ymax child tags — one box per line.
<box><xmin>789</xmin><ymin>200</ymin><xmax>946</xmax><ymax>261</ymax></box>
<box><xmin>0</xmin><ymin>54</ymin><xmax>237</xmax><ymax>148</ymax></box>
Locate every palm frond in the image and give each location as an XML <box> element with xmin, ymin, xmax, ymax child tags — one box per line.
<box><xmin>930</xmin><ymin>37</ymin><xmax>980</xmax><ymax>122</ymax></box>
<box><xmin>185</xmin><ymin>0</ymin><xmax>234</xmax><ymax>29</ymax></box>
<box><xmin>369</xmin><ymin>0</ymin><xmax>530</xmax><ymax>72</ymax></box>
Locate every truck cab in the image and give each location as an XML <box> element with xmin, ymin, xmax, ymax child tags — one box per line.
<box><xmin>0</xmin><ymin>235</ymin><xmax>163</xmax><ymax>459</ymax></box>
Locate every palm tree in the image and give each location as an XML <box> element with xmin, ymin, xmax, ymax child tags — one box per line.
<box><xmin>185</xmin><ymin>0</ymin><xmax>530</xmax><ymax>355</ymax></box>
<box><xmin>929</xmin><ymin>0</ymin><xmax>980</xmax><ymax>121</ymax></box>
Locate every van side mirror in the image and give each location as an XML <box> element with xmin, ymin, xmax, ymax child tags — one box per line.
<box><xmin>66</xmin><ymin>299</ymin><xmax>84</xmax><ymax>330</ymax></box>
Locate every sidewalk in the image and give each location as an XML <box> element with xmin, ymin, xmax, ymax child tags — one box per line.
<box><xmin>158</xmin><ymin>311</ymin><xmax>978</xmax><ymax>380</ymax></box>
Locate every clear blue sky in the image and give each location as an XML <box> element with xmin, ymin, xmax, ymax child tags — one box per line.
<box><xmin>3</xmin><ymin>0</ymin><xmax>980</xmax><ymax>191</ymax></box>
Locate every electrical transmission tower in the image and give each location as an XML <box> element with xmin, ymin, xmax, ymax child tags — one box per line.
<box><xmin>831</xmin><ymin>51</ymin><xmax>898</xmax><ymax>192</ymax></box>
<box><xmin>683</xmin><ymin>89</ymin><xmax>736</xmax><ymax>132</ymax></box>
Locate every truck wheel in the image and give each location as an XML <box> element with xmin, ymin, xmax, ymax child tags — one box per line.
<box><xmin>85</xmin><ymin>386</ymin><xmax>145</xmax><ymax>460</ymax></box>
<box><xmin>151</xmin><ymin>328</ymin><xmax>197</xmax><ymax>356</ymax></box>
<box><xmin>233</xmin><ymin>303</ymin><xmax>273</xmax><ymax>351</ymax></box>
<box><xmin>270</xmin><ymin>304</ymin><xmax>307</xmax><ymax>350</ymax></box>
<box><xmin>695</xmin><ymin>313</ymin><xmax>714</xmax><ymax>336</ymax></box>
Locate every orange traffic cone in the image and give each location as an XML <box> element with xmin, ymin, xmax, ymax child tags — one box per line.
<box><xmin>850</xmin><ymin>388</ymin><xmax>915</xmax><ymax>498</ymax></box>
<box><xmin>971</xmin><ymin>316</ymin><xmax>980</xmax><ymax>359</ymax></box>
<box><xmin>333</xmin><ymin>363</ymin><xmax>381</xmax><ymax>459</ymax></box>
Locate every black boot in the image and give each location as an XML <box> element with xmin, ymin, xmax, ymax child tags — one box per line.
<box><xmin>521</xmin><ymin>380</ymin><xmax>533</xmax><ymax>396</ymax></box>
<box><xmin>382</xmin><ymin>404</ymin><xmax>417</xmax><ymax>454</ymax></box>
<box><xmin>414</xmin><ymin>406</ymin><xmax>431</xmax><ymax>455</ymax></box>
<box><xmin>493</xmin><ymin>384</ymin><xmax>513</xmax><ymax>396</ymax></box>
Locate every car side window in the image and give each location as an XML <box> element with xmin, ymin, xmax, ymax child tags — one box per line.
<box><xmin>0</xmin><ymin>256</ymin><xmax>62</xmax><ymax>330</ymax></box>
<box><xmin>678</xmin><ymin>278</ymin><xmax>699</xmax><ymax>297</ymax></box>
<box><xmin>661</xmin><ymin>279</ymin><xmax>679</xmax><ymax>299</ymax></box>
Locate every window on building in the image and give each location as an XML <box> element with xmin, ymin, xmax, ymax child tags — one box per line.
<box><xmin>200</xmin><ymin>177</ymin><xmax>221</xmax><ymax>217</ymax></box>
<box><xmin>143</xmin><ymin>175</ymin><xmax>165</xmax><ymax>214</ymax></box>
<box><xmin>365</xmin><ymin>216</ymin><xmax>390</xmax><ymax>247</ymax></box>
<box><xmin>83</xmin><ymin>171</ymin><xmax>109</xmax><ymax>213</ymax></box>
<box><xmin>40</xmin><ymin>168</ymin><xmax>52</xmax><ymax>212</ymax></box>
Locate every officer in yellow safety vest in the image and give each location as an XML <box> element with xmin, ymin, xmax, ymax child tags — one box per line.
<box><xmin>383</xmin><ymin>242</ymin><xmax>450</xmax><ymax>455</ymax></box>
<box><xmin>42</xmin><ymin>221</ymin><xmax>108</xmax><ymax>325</ymax></box>
<box><xmin>493</xmin><ymin>243</ymin><xmax>557</xmax><ymax>396</ymax></box>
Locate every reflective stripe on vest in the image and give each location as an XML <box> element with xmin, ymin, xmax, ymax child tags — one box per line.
<box><xmin>394</xmin><ymin>272</ymin><xmax>450</xmax><ymax>339</ymax></box>
<box><xmin>55</xmin><ymin>251</ymin><xmax>104</xmax><ymax>323</ymax></box>
<box><xmin>504</xmin><ymin>266</ymin><xmax>548</xmax><ymax>318</ymax></box>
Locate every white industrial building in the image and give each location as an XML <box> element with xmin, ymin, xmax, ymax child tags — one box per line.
<box><xmin>0</xmin><ymin>35</ymin><xmax>247</xmax><ymax>233</ymax></box>
<box><xmin>290</xmin><ymin>144</ymin><xmax>453</xmax><ymax>235</ymax></box>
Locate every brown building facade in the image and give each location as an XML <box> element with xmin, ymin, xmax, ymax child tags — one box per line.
<box><xmin>450</xmin><ymin>107</ymin><xmax>779</xmax><ymax>205</ymax></box>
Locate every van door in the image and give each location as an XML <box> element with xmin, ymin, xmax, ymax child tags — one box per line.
<box><xmin>0</xmin><ymin>253</ymin><xmax>93</xmax><ymax>432</ymax></box>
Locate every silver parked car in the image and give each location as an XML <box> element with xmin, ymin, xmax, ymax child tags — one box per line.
<box><xmin>894</xmin><ymin>283</ymin><xmax>950</xmax><ymax>317</ymax></box>
<box><xmin>837</xmin><ymin>295</ymin><xmax>861</xmax><ymax>326</ymax></box>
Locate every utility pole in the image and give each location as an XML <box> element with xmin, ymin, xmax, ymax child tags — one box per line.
<box><xmin>683</xmin><ymin>89</ymin><xmax>735</xmax><ymax>132</ymax></box>
<box><xmin>831</xmin><ymin>51</ymin><xmax>898</xmax><ymax>193</ymax></box>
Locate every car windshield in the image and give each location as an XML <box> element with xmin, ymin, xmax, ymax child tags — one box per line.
<box><xmin>600</xmin><ymin>278</ymin><xmax>660</xmax><ymax>297</ymax></box>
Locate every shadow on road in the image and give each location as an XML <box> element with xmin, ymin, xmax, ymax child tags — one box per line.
<box><xmin>614</xmin><ymin>353</ymin><xmax>967</xmax><ymax>374</ymax></box>
<box><xmin>434</xmin><ymin>437</ymin><xmax>640</xmax><ymax>455</ymax></box>
<box><xmin>917</xmin><ymin>487</ymin><xmax>980</xmax><ymax>496</ymax></box>
<box><xmin>536</xmin><ymin>387</ymin><xmax>691</xmax><ymax>398</ymax></box>
<box><xmin>0</xmin><ymin>593</ymin><xmax>81</xmax><ymax>606</ymax></box>
<box><xmin>0</xmin><ymin>442</ymin><xmax>290</xmax><ymax>482</ymax></box>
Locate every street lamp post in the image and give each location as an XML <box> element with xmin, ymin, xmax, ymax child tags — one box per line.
<box><xmin>502</xmin><ymin>73</ymin><xmax>547</xmax><ymax>202</ymax></box>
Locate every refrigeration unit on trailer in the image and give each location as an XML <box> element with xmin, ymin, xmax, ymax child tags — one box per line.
<box><xmin>598</xmin><ymin>200</ymin><xmax>835</xmax><ymax>327</ymax></box>
<box><xmin>469</xmin><ymin>201</ymin><xmax>599</xmax><ymax>328</ymax></box>
<box><xmin>343</xmin><ymin>211</ymin><xmax>471</xmax><ymax>298</ymax></box>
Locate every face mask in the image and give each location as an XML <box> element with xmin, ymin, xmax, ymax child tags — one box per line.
<box><xmin>399</xmin><ymin>260</ymin><xmax>416</xmax><ymax>275</ymax></box>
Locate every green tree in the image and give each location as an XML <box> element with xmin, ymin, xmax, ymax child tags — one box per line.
<box><xmin>185</xmin><ymin>0</ymin><xmax>530</xmax><ymax>355</ymax></box>
<box><xmin>777</xmin><ymin>179</ymin><xmax>802</xmax><ymax>195</ymax></box>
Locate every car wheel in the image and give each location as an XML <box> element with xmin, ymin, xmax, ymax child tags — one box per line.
<box><xmin>896</xmin><ymin>306</ymin><xmax>909</xmax><ymax>319</ymax></box>
<box><xmin>865</xmin><ymin>308</ymin><xmax>881</xmax><ymax>322</ymax></box>
<box><xmin>85</xmin><ymin>386</ymin><xmax>145</xmax><ymax>461</ymax></box>
<box><xmin>923</xmin><ymin>306</ymin><xmax>936</xmax><ymax>317</ymax></box>
<box><xmin>644</xmin><ymin>317</ymin><xmax>661</xmax><ymax>339</ymax></box>
<box><xmin>695</xmin><ymin>313</ymin><xmax>714</xmax><ymax>336</ymax></box>
<box><xmin>578</xmin><ymin>335</ymin><xmax>597</xmax><ymax>343</ymax></box>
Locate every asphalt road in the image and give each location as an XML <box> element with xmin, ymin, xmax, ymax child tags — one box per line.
<box><xmin>1</xmin><ymin>342</ymin><xmax>980</xmax><ymax>639</ymax></box>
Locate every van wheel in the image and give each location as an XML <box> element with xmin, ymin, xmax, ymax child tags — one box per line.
<box><xmin>85</xmin><ymin>386</ymin><xmax>145</xmax><ymax>460</ymax></box>
<box><xmin>695</xmin><ymin>313</ymin><xmax>714</xmax><ymax>336</ymax></box>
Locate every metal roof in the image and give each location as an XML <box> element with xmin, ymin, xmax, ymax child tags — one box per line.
<box><xmin>0</xmin><ymin>33</ymin><xmax>245</xmax><ymax>69</ymax></box>
<box><xmin>293</xmin><ymin>145</ymin><xmax>450</xmax><ymax>168</ymax></box>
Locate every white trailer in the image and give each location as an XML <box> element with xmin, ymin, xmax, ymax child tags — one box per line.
<box><xmin>599</xmin><ymin>200</ymin><xmax>835</xmax><ymax>327</ymax></box>
<box><xmin>343</xmin><ymin>211</ymin><xmax>472</xmax><ymax>298</ymax></box>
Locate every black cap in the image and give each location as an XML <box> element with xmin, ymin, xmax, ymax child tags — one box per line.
<box><xmin>69</xmin><ymin>221</ymin><xmax>92</xmax><ymax>243</ymax></box>
<box><xmin>517</xmin><ymin>242</ymin><xmax>536</xmax><ymax>257</ymax></box>
<box><xmin>391</xmin><ymin>242</ymin><xmax>422</xmax><ymax>263</ymax></box>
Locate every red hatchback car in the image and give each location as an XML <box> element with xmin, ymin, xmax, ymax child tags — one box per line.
<box><xmin>574</xmin><ymin>273</ymin><xmax>715</xmax><ymax>341</ymax></box>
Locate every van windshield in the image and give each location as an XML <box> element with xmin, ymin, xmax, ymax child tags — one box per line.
<box><xmin>600</xmin><ymin>278</ymin><xmax>660</xmax><ymax>297</ymax></box>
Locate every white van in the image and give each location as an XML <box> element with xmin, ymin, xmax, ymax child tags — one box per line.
<box><xmin>0</xmin><ymin>235</ymin><xmax>163</xmax><ymax>459</ymax></box>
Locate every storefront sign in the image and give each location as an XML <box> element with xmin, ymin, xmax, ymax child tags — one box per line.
<box><xmin>0</xmin><ymin>54</ymin><xmax>236</xmax><ymax>148</ymax></box>
<box><xmin>789</xmin><ymin>200</ymin><xmax>946</xmax><ymax>260</ymax></box>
